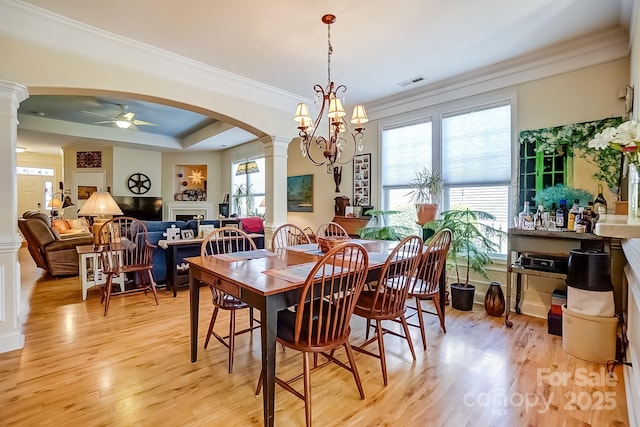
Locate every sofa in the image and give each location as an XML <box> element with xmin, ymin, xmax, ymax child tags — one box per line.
<box><xmin>18</xmin><ymin>211</ymin><xmax>94</xmax><ymax>277</ymax></box>
<box><xmin>143</xmin><ymin>218</ymin><xmax>265</xmax><ymax>284</ymax></box>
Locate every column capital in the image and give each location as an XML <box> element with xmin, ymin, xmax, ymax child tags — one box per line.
<box><xmin>0</xmin><ymin>81</ymin><xmax>28</xmax><ymax>105</ymax></box>
<box><xmin>260</xmin><ymin>135</ymin><xmax>291</xmax><ymax>155</ymax></box>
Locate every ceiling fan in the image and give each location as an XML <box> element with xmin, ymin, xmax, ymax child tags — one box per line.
<box><xmin>84</xmin><ymin>104</ymin><xmax>156</xmax><ymax>130</ymax></box>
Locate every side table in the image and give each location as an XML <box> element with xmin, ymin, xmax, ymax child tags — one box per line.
<box><xmin>76</xmin><ymin>245</ymin><xmax>126</xmax><ymax>300</ymax></box>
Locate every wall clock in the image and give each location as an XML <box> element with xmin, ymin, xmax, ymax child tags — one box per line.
<box><xmin>127</xmin><ymin>173</ymin><xmax>151</xmax><ymax>194</ymax></box>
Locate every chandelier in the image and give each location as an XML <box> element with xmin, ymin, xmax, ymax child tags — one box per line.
<box><xmin>295</xmin><ymin>14</ymin><xmax>368</xmax><ymax>166</ymax></box>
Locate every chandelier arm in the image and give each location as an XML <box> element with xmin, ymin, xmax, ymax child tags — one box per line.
<box><xmin>306</xmin><ymin>136</ymin><xmax>330</xmax><ymax>166</ymax></box>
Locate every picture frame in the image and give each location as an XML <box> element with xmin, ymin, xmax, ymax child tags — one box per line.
<box><xmin>77</xmin><ymin>185</ymin><xmax>97</xmax><ymax>200</ymax></box>
<box><xmin>181</xmin><ymin>229</ymin><xmax>195</xmax><ymax>240</ymax></box>
<box><xmin>353</xmin><ymin>153</ymin><xmax>371</xmax><ymax>206</ymax></box>
<box><xmin>76</xmin><ymin>151</ymin><xmax>102</xmax><ymax>168</ymax></box>
<box><xmin>287</xmin><ymin>174</ymin><xmax>313</xmax><ymax>212</ymax></box>
<box><xmin>199</xmin><ymin>224</ymin><xmax>216</xmax><ymax>238</ymax></box>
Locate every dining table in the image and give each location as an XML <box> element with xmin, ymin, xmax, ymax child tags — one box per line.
<box><xmin>185</xmin><ymin>239</ymin><xmax>446</xmax><ymax>427</ymax></box>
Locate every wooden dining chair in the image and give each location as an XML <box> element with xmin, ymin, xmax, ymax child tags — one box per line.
<box><xmin>315</xmin><ymin>221</ymin><xmax>349</xmax><ymax>239</ymax></box>
<box><xmin>255</xmin><ymin>242</ymin><xmax>369</xmax><ymax>426</ymax></box>
<box><xmin>407</xmin><ymin>229</ymin><xmax>452</xmax><ymax>350</ymax></box>
<box><xmin>352</xmin><ymin>234</ymin><xmax>423</xmax><ymax>386</ymax></box>
<box><xmin>271</xmin><ymin>223</ymin><xmax>311</xmax><ymax>249</ymax></box>
<box><xmin>96</xmin><ymin>216</ymin><xmax>158</xmax><ymax>316</ymax></box>
<box><xmin>201</xmin><ymin>227</ymin><xmax>259</xmax><ymax>373</ymax></box>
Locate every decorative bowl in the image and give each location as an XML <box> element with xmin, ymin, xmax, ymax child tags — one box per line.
<box><xmin>317</xmin><ymin>236</ymin><xmax>350</xmax><ymax>253</ymax></box>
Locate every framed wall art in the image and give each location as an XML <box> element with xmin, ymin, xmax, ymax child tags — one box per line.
<box><xmin>77</xmin><ymin>185</ymin><xmax>97</xmax><ymax>200</ymax></box>
<box><xmin>76</xmin><ymin>151</ymin><xmax>102</xmax><ymax>168</ymax></box>
<box><xmin>353</xmin><ymin>153</ymin><xmax>370</xmax><ymax>206</ymax></box>
<box><xmin>287</xmin><ymin>174</ymin><xmax>313</xmax><ymax>212</ymax></box>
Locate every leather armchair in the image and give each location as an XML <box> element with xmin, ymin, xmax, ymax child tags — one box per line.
<box><xmin>18</xmin><ymin>211</ymin><xmax>94</xmax><ymax>277</ymax></box>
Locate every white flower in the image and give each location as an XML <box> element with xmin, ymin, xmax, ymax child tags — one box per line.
<box><xmin>588</xmin><ymin>132</ymin><xmax>611</xmax><ymax>150</ymax></box>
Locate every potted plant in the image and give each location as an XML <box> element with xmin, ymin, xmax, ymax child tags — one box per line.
<box><xmin>357</xmin><ymin>209</ymin><xmax>415</xmax><ymax>241</ymax></box>
<box><xmin>424</xmin><ymin>208</ymin><xmax>506</xmax><ymax>311</ymax></box>
<box><xmin>406</xmin><ymin>167</ymin><xmax>443</xmax><ymax>225</ymax></box>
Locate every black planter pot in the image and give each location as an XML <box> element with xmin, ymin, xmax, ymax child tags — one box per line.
<box><xmin>450</xmin><ymin>283</ymin><xmax>476</xmax><ymax>311</ymax></box>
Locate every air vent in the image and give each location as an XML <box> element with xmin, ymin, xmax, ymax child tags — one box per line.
<box><xmin>398</xmin><ymin>76</ymin><xmax>425</xmax><ymax>87</ymax></box>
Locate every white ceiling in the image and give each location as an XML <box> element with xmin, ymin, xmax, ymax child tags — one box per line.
<box><xmin>7</xmin><ymin>0</ymin><xmax>634</xmax><ymax>155</ymax></box>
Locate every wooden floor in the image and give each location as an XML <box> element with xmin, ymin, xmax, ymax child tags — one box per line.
<box><xmin>1</xmin><ymin>249</ymin><xmax>629</xmax><ymax>426</ymax></box>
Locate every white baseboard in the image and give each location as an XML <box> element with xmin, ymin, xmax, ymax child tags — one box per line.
<box><xmin>0</xmin><ymin>331</ymin><xmax>24</xmax><ymax>353</ymax></box>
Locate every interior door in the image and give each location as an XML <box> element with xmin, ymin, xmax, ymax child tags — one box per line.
<box><xmin>18</xmin><ymin>174</ymin><xmax>49</xmax><ymax>215</ymax></box>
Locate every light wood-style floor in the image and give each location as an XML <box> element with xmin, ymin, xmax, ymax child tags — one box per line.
<box><xmin>1</xmin><ymin>249</ymin><xmax>629</xmax><ymax>426</ymax></box>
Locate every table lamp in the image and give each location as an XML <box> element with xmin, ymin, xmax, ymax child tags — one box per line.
<box><xmin>48</xmin><ymin>192</ymin><xmax>73</xmax><ymax>218</ymax></box>
<box><xmin>77</xmin><ymin>191</ymin><xmax>123</xmax><ymax>244</ymax></box>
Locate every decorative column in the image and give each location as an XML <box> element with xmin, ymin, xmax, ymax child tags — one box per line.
<box><xmin>261</xmin><ymin>136</ymin><xmax>290</xmax><ymax>247</ymax></box>
<box><xmin>0</xmin><ymin>81</ymin><xmax>28</xmax><ymax>353</ymax></box>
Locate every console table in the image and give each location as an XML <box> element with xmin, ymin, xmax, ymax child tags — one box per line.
<box><xmin>504</xmin><ymin>229</ymin><xmax>611</xmax><ymax>327</ymax></box>
<box><xmin>331</xmin><ymin>216</ymin><xmax>369</xmax><ymax>237</ymax></box>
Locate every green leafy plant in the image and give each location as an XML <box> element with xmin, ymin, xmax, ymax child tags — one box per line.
<box><xmin>358</xmin><ymin>209</ymin><xmax>414</xmax><ymax>241</ymax></box>
<box><xmin>406</xmin><ymin>167</ymin><xmax>443</xmax><ymax>205</ymax></box>
<box><xmin>424</xmin><ymin>209</ymin><xmax>505</xmax><ymax>287</ymax></box>
<box><xmin>533</xmin><ymin>184</ymin><xmax>594</xmax><ymax>211</ymax></box>
<box><xmin>232</xmin><ymin>183</ymin><xmax>254</xmax><ymax>216</ymax></box>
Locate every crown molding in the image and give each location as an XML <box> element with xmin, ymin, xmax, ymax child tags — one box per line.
<box><xmin>367</xmin><ymin>26</ymin><xmax>630</xmax><ymax>120</ymax></box>
<box><xmin>0</xmin><ymin>0</ymin><xmax>304</xmax><ymax>113</ymax></box>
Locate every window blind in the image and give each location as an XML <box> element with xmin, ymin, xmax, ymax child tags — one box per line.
<box><xmin>381</xmin><ymin>121</ymin><xmax>432</xmax><ymax>187</ymax></box>
<box><xmin>442</xmin><ymin>104</ymin><xmax>511</xmax><ymax>186</ymax></box>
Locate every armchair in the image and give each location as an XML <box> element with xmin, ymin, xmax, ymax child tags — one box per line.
<box><xmin>18</xmin><ymin>211</ymin><xmax>94</xmax><ymax>277</ymax></box>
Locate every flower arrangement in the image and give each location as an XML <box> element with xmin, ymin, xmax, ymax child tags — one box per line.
<box><xmin>588</xmin><ymin>120</ymin><xmax>640</xmax><ymax>166</ymax></box>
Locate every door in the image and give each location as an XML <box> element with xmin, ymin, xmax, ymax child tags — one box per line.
<box><xmin>18</xmin><ymin>174</ymin><xmax>50</xmax><ymax>215</ymax></box>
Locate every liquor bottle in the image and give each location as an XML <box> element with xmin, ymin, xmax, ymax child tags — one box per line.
<box><xmin>593</xmin><ymin>184</ymin><xmax>607</xmax><ymax>216</ymax></box>
<box><xmin>535</xmin><ymin>204</ymin><xmax>545</xmax><ymax>230</ymax></box>
<box><xmin>549</xmin><ymin>202</ymin><xmax>557</xmax><ymax>225</ymax></box>
<box><xmin>556</xmin><ymin>199</ymin><xmax>567</xmax><ymax>229</ymax></box>
<box><xmin>518</xmin><ymin>201</ymin><xmax>534</xmax><ymax>229</ymax></box>
<box><xmin>567</xmin><ymin>199</ymin><xmax>580</xmax><ymax>231</ymax></box>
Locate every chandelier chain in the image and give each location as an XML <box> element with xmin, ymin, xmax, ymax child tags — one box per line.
<box><xmin>327</xmin><ymin>22</ymin><xmax>332</xmax><ymax>88</ymax></box>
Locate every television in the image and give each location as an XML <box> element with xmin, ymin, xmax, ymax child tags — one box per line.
<box><xmin>112</xmin><ymin>196</ymin><xmax>163</xmax><ymax>221</ymax></box>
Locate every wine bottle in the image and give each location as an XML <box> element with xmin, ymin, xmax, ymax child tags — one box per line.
<box><xmin>593</xmin><ymin>184</ymin><xmax>607</xmax><ymax>215</ymax></box>
<box><xmin>518</xmin><ymin>201</ymin><xmax>534</xmax><ymax>229</ymax></box>
<box><xmin>556</xmin><ymin>199</ymin><xmax>567</xmax><ymax>229</ymax></box>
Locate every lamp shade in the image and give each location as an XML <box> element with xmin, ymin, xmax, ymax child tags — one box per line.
<box><xmin>48</xmin><ymin>197</ymin><xmax>63</xmax><ymax>209</ymax></box>
<box><xmin>77</xmin><ymin>192</ymin><xmax>123</xmax><ymax>216</ymax></box>
<box><xmin>235</xmin><ymin>160</ymin><xmax>260</xmax><ymax>176</ymax></box>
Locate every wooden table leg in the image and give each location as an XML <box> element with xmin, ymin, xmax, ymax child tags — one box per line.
<box><xmin>439</xmin><ymin>269</ymin><xmax>446</xmax><ymax>323</ymax></box>
<box><xmin>260</xmin><ymin>297</ymin><xmax>277</xmax><ymax>427</ymax></box>
<box><xmin>189</xmin><ymin>271</ymin><xmax>200</xmax><ymax>363</ymax></box>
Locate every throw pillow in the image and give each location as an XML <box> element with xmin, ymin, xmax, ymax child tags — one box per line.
<box><xmin>67</xmin><ymin>218</ymin><xmax>91</xmax><ymax>233</ymax></box>
<box><xmin>241</xmin><ymin>217</ymin><xmax>264</xmax><ymax>233</ymax></box>
<box><xmin>52</xmin><ymin>219</ymin><xmax>71</xmax><ymax>234</ymax></box>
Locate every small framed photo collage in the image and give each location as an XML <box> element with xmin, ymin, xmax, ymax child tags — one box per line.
<box><xmin>353</xmin><ymin>153</ymin><xmax>370</xmax><ymax>207</ymax></box>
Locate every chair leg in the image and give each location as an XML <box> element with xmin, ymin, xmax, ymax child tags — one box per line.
<box><xmin>147</xmin><ymin>270</ymin><xmax>159</xmax><ymax>305</ymax></box>
<box><xmin>400</xmin><ymin>314</ymin><xmax>416</xmax><ymax>361</ymax></box>
<box><xmin>415</xmin><ymin>298</ymin><xmax>427</xmax><ymax>351</ymax></box>
<box><xmin>344</xmin><ymin>342</ymin><xmax>365</xmax><ymax>400</ymax></box>
<box><xmin>249</xmin><ymin>307</ymin><xmax>254</xmax><ymax>330</ymax></box>
<box><xmin>302</xmin><ymin>352</ymin><xmax>312</xmax><ymax>427</ymax></box>
<box><xmin>204</xmin><ymin>307</ymin><xmax>219</xmax><ymax>349</ymax></box>
<box><xmin>433</xmin><ymin>293</ymin><xmax>446</xmax><ymax>333</ymax></box>
<box><xmin>103</xmin><ymin>274</ymin><xmax>113</xmax><ymax>316</ymax></box>
<box><xmin>375</xmin><ymin>320</ymin><xmax>388</xmax><ymax>386</ymax></box>
<box><xmin>228</xmin><ymin>310</ymin><xmax>236</xmax><ymax>374</ymax></box>
<box><xmin>255</xmin><ymin>368</ymin><xmax>263</xmax><ymax>396</ymax></box>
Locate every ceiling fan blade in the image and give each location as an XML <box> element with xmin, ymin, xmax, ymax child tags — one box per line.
<box><xmin>129</xmin><ymin>123</ymin><xmax>139</xmax><ymax>131</ymax></box>
<box><xmin>122</xmin><ymin>112</ymin><xmax>135</xmax><ymax>121</ymax></box>
<box><xmin>93</xmin><ymin>120</ymin><xmax>114</xmax><ymax>124</ymax></box>
<box><xmin>83</xmin><ymin>110</ymin><xmax>113</xmax><ymax>118</ymax></box>
<box><xmin>132</xmin><ymin>119</ymin><xmax>156</xmax><ymax>126</ymax></box>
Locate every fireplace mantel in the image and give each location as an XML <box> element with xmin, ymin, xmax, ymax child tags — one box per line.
<box><xmin>167</xmin><ymin>203</ymin><xmax>212</xmax><ymax>221</ymax></box>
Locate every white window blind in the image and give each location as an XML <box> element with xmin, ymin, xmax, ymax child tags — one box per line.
<box><xmin>442</xmin><ymin>104</ymin><xmax>511</xmax><ymax>186</ymax></box>
<box><xmin>381</xmin><ymin>121</ymin><xmax>432</xmax><ymax>187</ymax></box>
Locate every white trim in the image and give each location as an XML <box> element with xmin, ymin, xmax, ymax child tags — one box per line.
<box><xmin>367</xmin><ymin>27</ymin><xmax>629</xmax><ymax>120</ymax></box>
<box><xmin>0</xmin><ymin>0</ymin><xmax>307</xmax><ymax>113</ymax></box>
<box><xmin>167</xmin><ymin>203</ymin><xmax>211</xmax><ymax>221</ymax></box>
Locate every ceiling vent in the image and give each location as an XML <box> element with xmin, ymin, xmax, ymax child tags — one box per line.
<box><xmin>398</xmin><ymin>76</ymin><xmax>425</xmax><ymax>87</ymax></box>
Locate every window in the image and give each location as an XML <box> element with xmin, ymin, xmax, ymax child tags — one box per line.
<box><xmin>231</xmin><ymin>158</ymin><xmax>265</xmax><ymax>217</ymax></box>
<box><xmin>442</xmin><ymin>103</ymin><xmax>511</xmax><ymax>254</ymax></box>
<box><xmin>380</xmin><ymin>101</ymin><xmax>512</xmax><ymax>255</ymax></box>
<box><xmin>381</xmin><ymin>121</ymin><xmax>432</xmax><ymax>227</ymax></box>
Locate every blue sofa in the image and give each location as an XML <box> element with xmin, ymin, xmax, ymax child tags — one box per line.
<box><xmin>142</xmin><ymin>218</ymin><xmax>264</xmax><ymax>284</ymax></box>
